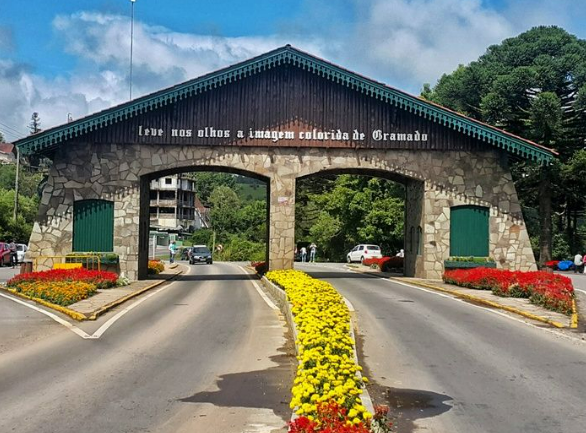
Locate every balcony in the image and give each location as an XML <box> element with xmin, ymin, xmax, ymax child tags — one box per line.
<box><xmin>150</xmin><ymin>199</ymin><xmax>176</xmax><ymax>207</ymax></box>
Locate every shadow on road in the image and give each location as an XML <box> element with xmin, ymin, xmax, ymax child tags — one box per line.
<box><xmin>178</xmin><ymin>344</ymin><xmax>296</xmax><ymax>422</ymax></box>
<box><xmin>176</xmin><ymin>274</ymin><xmax>258</xmax><ymax>281</ymax></box>
<box><xmin>175</xmin><ymin>271</ymin><xmax>379</xmax><ymax>282</ymax></box>
<box><xmin>369</xmin><ymin>384</ymin><xmax>453</xmax><ymax>433</ymax></box>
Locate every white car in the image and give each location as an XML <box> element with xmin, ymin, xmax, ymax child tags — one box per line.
<box><xmin>346</xmin><ymin>244</ymin><xmax>382</xmax><ymax>263</ymax></box>
<box><xmin>16</xmin><ymin>244</ymin><xmax>28</xmax><ymax>263</ymax></box>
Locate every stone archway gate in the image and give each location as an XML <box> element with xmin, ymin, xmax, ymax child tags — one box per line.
<box><xmin>14</xmin><ymin>46</ymin><xmax>555</xmax><ymax>280</ymax></box>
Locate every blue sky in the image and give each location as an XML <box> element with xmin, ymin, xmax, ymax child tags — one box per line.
<box><xmin>1</xmin><ymin>0</ymin><xmax>585</xmax><ymax>141</ymax></box>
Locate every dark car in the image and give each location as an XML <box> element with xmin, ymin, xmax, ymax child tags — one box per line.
<box><xmin>189</xmin><ymin>245</ymin><xmax>213</xmax><ymax>265</ymax></box>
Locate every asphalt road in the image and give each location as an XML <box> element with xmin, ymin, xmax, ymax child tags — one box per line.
<box><xmin>297</xmin><ymin>263</ymin><xmax>586</xmax><ymax>433</ymax></box>
<box><xmin>0</xmin><ymin>262</ymin><xmax>294</xmax><ymax>433</ymax></box>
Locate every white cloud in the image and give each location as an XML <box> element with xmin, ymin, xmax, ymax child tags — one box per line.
<box><xmin>0</xmin><ymin>11</ymin><xmax>325</xmax><ymax>137</ymax></box>
<box><xmin>1</xmin><ymin>1</ymin><xmax>584</xmax><ymax>140</ymax></box>
<box><xmin>337</xmin><ymin>0</ymin><xmax>514</xmax><ymax>90</ymax></box>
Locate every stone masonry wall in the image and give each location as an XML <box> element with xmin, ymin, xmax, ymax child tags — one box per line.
<box><xmin>28</xmin><ymin>144</ymin><xmax>535</xmax><ymax>280</ymax></box>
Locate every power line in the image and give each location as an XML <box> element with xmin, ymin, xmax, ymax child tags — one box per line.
<box><xmin>0</xmin><ymin>130</ymin><xmax>21</xmax><ymax>143</ymax></box>
<box><xmin>0</xmin><ymin>121</ymin><xmax>27</xmax><ymax>138</ymax></box>
<box><xmin>0</xmin><ymin>120</ymin><xmax>27</xmax><ymax>135</ymax></box>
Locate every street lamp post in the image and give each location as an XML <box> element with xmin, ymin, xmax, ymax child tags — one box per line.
<box><xmin>129</xmin><ymin>0</ymin><xmax>137</xmax><ymax>100</ymax></box>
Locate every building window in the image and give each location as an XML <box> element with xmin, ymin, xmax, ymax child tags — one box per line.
<box><xmin>417</xmin><ymin>226</ymin><xmax>422</xmax><ymax>255</ymax></box>
<box><xmin>165</xmin><ymin>178</ymin><xmax>172</xmax><ymax>185</ymax></box>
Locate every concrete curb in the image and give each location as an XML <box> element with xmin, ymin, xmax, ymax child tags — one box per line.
<box><xmin>86</xmin><ymin>268</ymin><xmax>183</xmax><ymax>320</ymax></box>
<box><xmin>389</xmin><ymin>277</ymin><xmax>568</xmax><ymax>329</ymax></box>
<box><xmin>571</xmin><ymin>299</ymin><xmax>579</xmax><ymax>329</ymax></box>
<box><xmin>259</xmin><ymin>275</ymin><xmax>376</xmax><ymax>419</ymax></box>
<box><xmin>1</xmin><ymin>287</ymin><xmax>87</xmax><ymax>321</ymax></box>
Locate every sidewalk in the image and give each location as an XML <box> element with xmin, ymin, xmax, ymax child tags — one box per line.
<box><xmin>68</xmin><ymin>265</ymin><xmax>183</xmax><ymax>320</ymax></box>
<box><xmin>349</xmin><ymin>264</ymin><xmax>578</xmax><ymax>329</ymax></box>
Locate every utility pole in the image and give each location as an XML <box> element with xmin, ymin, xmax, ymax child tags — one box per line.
<box><xmin>13</xmin><ymin>146</ymin><xmax>19</xmax><ymax>221</ymax></box>
<box><xmin>129</xmin><ymin>0</ymin><xmax>137</xmax><ymax>100</ymax></box>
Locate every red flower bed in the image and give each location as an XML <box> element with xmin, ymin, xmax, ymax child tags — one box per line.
<box><xmin>251</xmin><ymin>261</ymin><xmax>268</xmax><ymax>275</ymax></box>
<box><xmin>362</xmin><ymin>256</ymin><xmax>404</xmax><ymax>272</ymax></box>
<box><xmin>8</xmin><ymin>268</ymin><xmax>118</xmax><ymax>290</ymax></box>
<box><xmin>544</xmin><ymin>260</ymin><xmax>560</xmax><ymax>269</ymax></box>
<box><xmin>443</xmin><ymin>268</ymin><xmax>574</xmax><ymax>315</ymax></box>
<box><xmin>289</xmin><ymin>402</ymin><xmax>371</xmax><ymax>433</ymax></box>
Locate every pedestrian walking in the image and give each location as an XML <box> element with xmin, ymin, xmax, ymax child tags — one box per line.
<box><xmin>309</xmin><ymin>242</ymin><xmax>317</xmax><ymax>263</ymax></box>
<box><xmin>573</xmin><ymin>252</ymin><xmax>583</xmax><ymax>273</ymax></box>
<box><xmin>300</xmin><ymin>246</ymin><xmax>307</xmax><ymax>262</ymax></box>
<box><xmin>8</xmin><ymin>240</ymin><xmax>17</xmax><ymax>268</ymax></box>
<box><xmin>169</xmin><ymin>240</ymin><xmax>177</xmax><ymax>264</ymax></box>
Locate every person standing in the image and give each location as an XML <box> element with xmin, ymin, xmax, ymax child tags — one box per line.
<box><xmin>300</xmin><ymin>246</ymin><xmax>307</xmax><ymax>263</ymax></box>
<box><xmin>309</xmin><ymin>242</ymin><xmax>317</xmax><ymax>263</ymax></box>
<box><xmin>573</xmin><ymin>252</ymin><xmax>583</xmax><ymax>273</ymax></box>
<box><xmin>169</xmin><ymin>240</ymin><xmax>177</xmax><ymax>264</ymax></box>
<box><xmin>8</xmin><ymin>240</ymin><xmax>17</xmax><ymax>268</ymax></box>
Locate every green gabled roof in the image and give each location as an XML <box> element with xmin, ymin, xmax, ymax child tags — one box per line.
<box><xmin>14</xmin><ymin>45</ymin><xmax>556</xmax><ymax>163</ymax></box>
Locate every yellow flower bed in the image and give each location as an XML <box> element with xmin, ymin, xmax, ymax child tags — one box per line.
<box><xmin>13</xmin><ymin>281</ymin><xmax>97</xmax><ymax>306</ymax></box>
<box><xmin>266</xmin><ymin>269</ymin><xmax>372</xmax><ymax>423</ymax></box>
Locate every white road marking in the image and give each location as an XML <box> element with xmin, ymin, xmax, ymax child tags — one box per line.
<box><xmin>89</xmin><ymin>284</ymin><xmax>171</xmax><ymax>339</ymax></box>
<box><xmin>238</xmin><ymin>266</ymin><xmax>279</xmax><ymax>310</ymax></box>
<box><xmin>89</xmin><ymin>265</ymin><xmax>190</xmax><ymax>338</ymax></box>
<box><xmin>575</xmin><ymin>288</ymin><xmax>586</xmax><ymax>295</ymax></box>
<box><xmin>0</xmin><ymin>292</ymin><xmax>91</xmax><ymax>339</ymax></box>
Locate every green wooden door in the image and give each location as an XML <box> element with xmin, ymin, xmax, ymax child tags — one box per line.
<box><xmin>73</xmin><ymin>200</ymin><xmax>114</xmax><ymax>252</ymax></box>
<box><xmin>450</xmin><ymin>205</ymin><xmax>489</xmax><ymax>257</ymax></box>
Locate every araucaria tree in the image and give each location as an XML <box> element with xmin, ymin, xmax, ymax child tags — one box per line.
<box><xmin>422</xmin><ymin>26</ymin><xmax>586</xmax><ymax>262</ymax></box>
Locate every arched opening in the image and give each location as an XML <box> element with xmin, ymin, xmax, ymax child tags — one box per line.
<box><xmin>138</xmin><ymin>166</ymin><xmax>269</xmax><ymax>279</ymax></box>
<box><xmin>294</xmin><ymin>168</ymin><xmax>423</xmax><ymax>276</ymax></box>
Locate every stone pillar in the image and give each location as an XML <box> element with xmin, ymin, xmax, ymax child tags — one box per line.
<box><xmin>419</xmin><ymin>185</ymin><xmax>451</xmax><ymax>279</ymax></box>
<box><xmin>268</xmin><ymin>174</ymin><xmax>296</xmax><ymax>270</ymax></box>
<box><xmin>404</xmin><ymin>179</ymin><xmax>424</xmax><ymax>277</ymax></box>
<box><xmin>113</xmin><ymin>183</ymin><xmax>141</xmax><ymax>281</ymax></box>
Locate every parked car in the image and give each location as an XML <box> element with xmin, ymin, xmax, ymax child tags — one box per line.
<box><xmin>0</xmin><ymin>242</ymin><xmax>12</xmax><ymax>266</ymax></box>
<box><xmin>16</xmin><ymin>244</ymin><xmax>28</xmax><ymax>264</ymax></box>
<box><xmin>347</xmin><ymin>244</ymin><xmax>382</xmax><ymax>264</ymax></box>
<box><xmin>189</xmin><ymin>245</ymin><xmax>213</xmax><ymax>265</ymax></box>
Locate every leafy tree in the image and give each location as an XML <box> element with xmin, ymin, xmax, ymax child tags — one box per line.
<box><xmin>309</xmin><ymin>212</ymin><xmax>342</xmax><ymax>261</ymax></box>
<box><xmin>29</xmin><ymin>112</ymin><xmax>41</xmax><ymax>134</ymax></box>
<box><xmin>237</xmin><ymin>200</ymin><xmax>267</xmax><ymax>243</ymax></box>
<box><xmin>186</xmin><ymin>173</ymin><xmax>268</xmax><ymax>261</ymax></box>
<box><xmin>188</xmin><ymin>172</ymin><xmax>236</xmax><ymax>206</ymax></box>
<box><xmin>209</xmin><ymin>185</ymin><xmax>241</xmax><ymax>242</ymax></box>
<box><xmin>423</xmin><ymin>26</ymin><xmax>586</xmax><ymax>262</ymax></box>
<box><xmin>0</xmin><ymin>165</ymin><xmax>44</xmax><ymax>197</ymax></box>
<box><xmin>0</xmin><ymin>130</ymin><xmax>4</xmax><ymax>142</ymax></box>
<box><xmin>0</xmin><ymin>189</ymin><xmax>37</xmax><ymax>242</ymax></box>
<box><xmin>297</xmin><ymin>174</ymin><xmax>405</xmax><ymax>261</ymax></box>
<box><xmin>190</xmin><ymin>228</ymin><xmax>213</xmax><ymax>246</ymax></box>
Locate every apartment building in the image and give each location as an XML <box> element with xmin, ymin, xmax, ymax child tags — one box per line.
<box><xmin>149</xmin><ymin>174</ymin><xmax>209</xmax><ymax>233</ymax></box>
